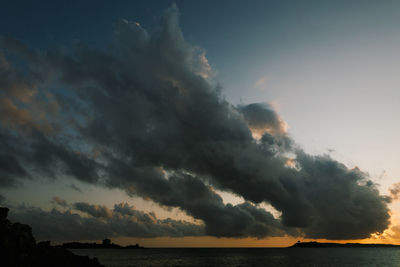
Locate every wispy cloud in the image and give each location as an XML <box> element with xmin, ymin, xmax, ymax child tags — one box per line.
<box><xmin>254</xmin><ymin>75</ymin><xmax>270</xmax><ymax>90</ymax></box>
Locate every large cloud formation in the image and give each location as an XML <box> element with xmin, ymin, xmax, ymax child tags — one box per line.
<box><xmin>0</xmin><ymin>5</ymin><xmax>390</xmax><ymax>240</ymax></box>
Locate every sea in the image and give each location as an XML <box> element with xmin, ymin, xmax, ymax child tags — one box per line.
<box><xmin>70</xmin><ymin>247</ymin><xmax>400</xmax><ymax>267</ymax></box>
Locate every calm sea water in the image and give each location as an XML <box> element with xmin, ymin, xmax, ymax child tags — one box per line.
<box><xmin>71</xmin><ymin>248</ymin><xmax>400</xmax><ymax>267</ymax></box>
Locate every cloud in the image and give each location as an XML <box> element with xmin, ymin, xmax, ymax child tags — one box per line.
<box><xmin>0</xmin><ymin>52</ymin><xmax>57</xmax><ymax>135</ymax></box>
<box><xmin>69</xmin><ymin>183</ymin><xmax>82</xmax><ymax>192</ymax></box>
<box><xmin>389</xmin><ymin>183</ymin><xmax>400</xmax><ymax>200</ymax></box>
<box><xmin>51</xmin><ymin>196</ymin><xmax>69</xmax><ymax>207</ymax></box>
<box><xmin>290</xmin><ymin>153</ymin><xmax>390</xmax><ymax>239</ymax></box>
<box><xmin>239</xmin><ymin>102</ymin><xmax>288</xmax><ymax>138</ymax></box>
<box><xmin>0</xmin><ymin>53</ymin><xmax>37</xmax><ymax>103</ymax></box>
<box><xmin>0</xmin><ymin>4</ymin><xmax>391</xmax><ymax>241</ymax></box>
<box><xmin>9</xmin><ymin>202</ymin><xmax>204</xmax><ymax>241</ymax></box>
<box><xmin>254</xmin><ymin>75</ymin><xmax>269</xmax><ymax>90</ymax></box>
<box><xmin>74</xmin><ymin>202</ymin><xmax>113</xmax><ymax>219</ymax></box>
<box><xmin>0</xmin><ymin>155</ymin><xmax>28</xmax><ymax>187</ymax></box>
<box><xmin>116</xmin><ymin>171</ymin><xmax>290</xmax><ymax>238</ymax></box>
<box><xmin>388</xmin><ymin>225</ymin><xmax>400</xmax><ymax>239</ymax></box>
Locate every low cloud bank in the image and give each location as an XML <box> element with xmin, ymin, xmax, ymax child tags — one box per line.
<box><xmin>9</xmin><ymin>201</ymin><xmax>204</xmax><ymax>241</ymax></box>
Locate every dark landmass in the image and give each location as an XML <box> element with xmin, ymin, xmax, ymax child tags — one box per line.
<box><xmin>0</xmin><ymin>207</ymin><xmax>105</xmax><ymax>267</ymax></box>
<box><xmin>60</xmin><ymin>238</ymin><xmax>144</xmax><ymax>249</ymax></box>
<box><xmin>290</xmin><ymin>241</ymin><xmax>400</xmax><ymax>248</ymax></box>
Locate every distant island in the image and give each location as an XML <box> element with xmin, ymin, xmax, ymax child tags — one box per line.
<box><xmin>290</xmin><ymin>241</ymin><xmax>400</xmax><ymax>248</ymax></box>
<box><xmin>60</xmin><ymin>238</ymin><xmax>145</xmax><ymax>249</ymax></box>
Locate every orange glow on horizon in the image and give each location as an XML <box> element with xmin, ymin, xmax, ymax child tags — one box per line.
<box><xmin>91</xmin><ymin>235</ymin><xmax>400</xmax><ymax>248</ymax></box>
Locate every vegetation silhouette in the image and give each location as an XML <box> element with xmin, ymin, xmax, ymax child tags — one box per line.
<box><xmin>0</xmin><ymin>207</ymin><xmax>104</xmax><ymax>267</ymax></box>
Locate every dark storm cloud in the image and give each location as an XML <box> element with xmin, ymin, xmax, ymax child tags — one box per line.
<box><xmin>0</xmin><ymin>4</ymin><xmax>390</xmax><ymax>240</ymax></box>
<box><xmin>292</xmin><ymin>152</ymin><xmax>390</xmax><ymax>239</ymax></box>
<box><xmin>29</xmin><ymin>132</ymin><xmax>100</xmax><ymax>183</ymax></box>
<box><xmin>0</xmin><ymin>127</ymin><xmax>100</xmax><ymax>187</ymax></box>
<box><xmin>107</xmin><ymin>169</ymin><xmax>288</xmax><ymax>238</ymax></box>
<box><xmin>8</xmin><ymin>202</ymin><xmax>204</xmax><ymax>241</ymax></box>
<box><xmin>0</xmin><ymin>153</ymin><xmax>29</xmax><ymax>187</ymax></box>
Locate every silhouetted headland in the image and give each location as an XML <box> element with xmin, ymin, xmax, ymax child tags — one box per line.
<box><xmin>290</xmin><ymin>241</ymin><xmax>400</xmax><ymax>248</ymax></box>
<box><xmin>0</xmin><ymin>207</ymin><xmax>105</xmax><ymax>267</ymax></box>
<box><xmin>61</xmin><ymin>238</ymin><xmax>144</xmax><ymax>249</ymax></box>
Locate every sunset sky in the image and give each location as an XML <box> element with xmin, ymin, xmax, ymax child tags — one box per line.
<box><xmin>1</xmin><ymin>0</ymin><xmax>400</xmax><ymax>247</ymax></box>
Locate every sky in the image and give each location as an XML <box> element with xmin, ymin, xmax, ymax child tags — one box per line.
<box><xmin>1</xmin><ymin>0</ymin><xmax>400</xmax><ymax>247</ymax></box>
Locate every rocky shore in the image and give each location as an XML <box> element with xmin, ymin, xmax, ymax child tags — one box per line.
<box><xmin>0</xmin><ymin>207</ymin><xmax>105</xmax><ymax>267</ymax></box>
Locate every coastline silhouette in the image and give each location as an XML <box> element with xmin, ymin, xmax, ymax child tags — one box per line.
<box><xmin>289</xmin><ymin>241</ymin><xmax>400</xmax><ymax>248</ymax></box>
<box><xmin>60</xmin><ymin>238</ymin><xmax>144</xmax><ymax>249</ymax></box>
<box><xmin>0</xmin><ymin>207</ymin><xmax>104</xmax><ymax>267</ymax></box>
